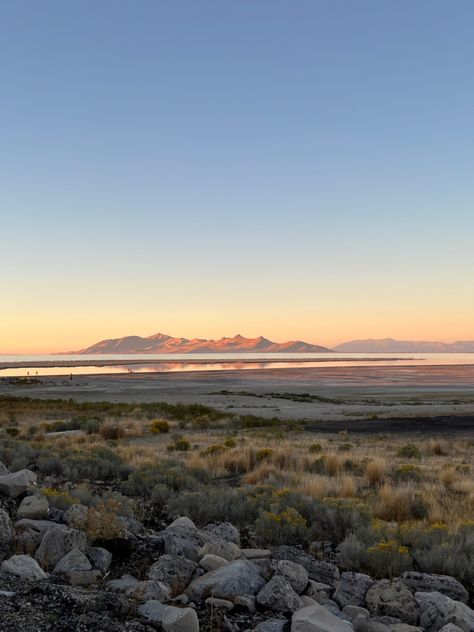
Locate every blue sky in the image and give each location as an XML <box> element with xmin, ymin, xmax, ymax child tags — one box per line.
<box><xmin>1</xmin><ymin>1</ymin><xmax>473</xmax><ymax>351</ymax></box>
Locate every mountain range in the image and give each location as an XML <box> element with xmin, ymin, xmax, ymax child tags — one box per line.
<box><xmin>334</xmin><ymin>338</ymin><xmax>474</xmax><ymax>353</ymax></box>
<box><xmin>74</xmin><ymin>333</ymin><xmax>331</xmax><ymax>354</ymax></box>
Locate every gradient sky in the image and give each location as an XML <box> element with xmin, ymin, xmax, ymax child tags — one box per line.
<box><xmin>1</xmin><ymin>1</ymin><xmax>473</xmax><ymax>353</ymax></box>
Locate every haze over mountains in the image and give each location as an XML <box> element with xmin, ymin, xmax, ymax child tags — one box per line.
<box><xmin>334</xmin><ymin>338</ymin><xmax>474</xmax><ymax>353</ymax></box>
<box><xmin>75</xmin><ymin>333</ymin><xmax>331</xmax><ymax>354</ymax></box>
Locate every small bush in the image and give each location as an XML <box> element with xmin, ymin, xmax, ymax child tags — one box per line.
<box><xmin>366</xmin><ymin>540</ymin><xmax>412</xmax><ymax>578</ymax></box>
<box><xmin>150</xmin><ymin>419</ymin><xmax>170</xmax><ymax>434</ymax></box>
<box><xmin>224</xmin><ymin>437</ymin><xmax>237</xmax><ymax>448</ymax></box>
<box><xmin>201</xmin><ymin>444</ymin><xmax>226</xmax><ymax>456</ymax></box>
<box><xmin>41</xmin><ymin>487</ymin><xmax>75</xmax><ymax>510</ymax></box>
<box><xmin>255</xmin><ymin>508</ymin><xmax>309</xmax><ymax>546</ymax></box>
<box><xmin>256</xmin><ymin>448</ymin><xmax>274</xmax><ymax>461</ymax></box>
<box><xmin>309</xmin><ymin>443</ymin><xmax>322</xmax><ymax>453</ymax></box>
<box><xmin>83</xmin><ymin>499</ymin><xmax>126</xmax><ymax>540</ymax></box>
<box><xmin>393</xmin><ymin>464</ymin><xmax>422</xmax><ymax>484</ymax></box>
<box><xmin>99</xmin><ymin>422</ymin><xmax>125</xmax><ymax>441</ymax></box>
<box><xmin>365</xmin><ymin>458</ymin><xmax>387</xmax><ymax>485</ymax></box>
<box><xmin>173</xmin><ymin>437</ymin><xmax>191</xmax><ymax>451</ymax></box>
<box><xmin>397</xmin><ymin>444</ymin><xmax>421</xmax><ymax>460</ymax></box>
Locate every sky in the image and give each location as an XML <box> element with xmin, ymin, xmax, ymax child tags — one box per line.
<box><xmin>1</xmin><ymin>1</ymin><xmax>473</xmax><ymax>353</ymax></box>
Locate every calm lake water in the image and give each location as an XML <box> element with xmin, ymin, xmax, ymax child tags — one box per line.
<box><xmin>1</xmin><ymin>353</ymin><xmax>474</xmax><ymax>377</ymax></box>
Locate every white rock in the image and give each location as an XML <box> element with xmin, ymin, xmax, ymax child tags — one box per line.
<box><xmin>291</xmin><ymin>603</ymin><xmax>354</xmax><ymax>632</ymax></box>
<box><xmin>17</xmin><ymin>495</ymin><xmax>49</xmax><ymax>520</ymax></box>
<box><xmin>162</xmin><ymin>605</ymin><xmax>199</xmax><ymax>632</ymax></box>
<box><xmin>1</xmin><ymin>554</ymin><xmax>48</xmax><ymax>581</ymax></box>
<box><xmin>0</xmin><ymin>470</ymin><xmax>36</xmax><ymax>498</ymax></box>
<box><xmin>200</xmin><ymin>553</ymin><xmax>229</xmax><ymax>572</ymax></box>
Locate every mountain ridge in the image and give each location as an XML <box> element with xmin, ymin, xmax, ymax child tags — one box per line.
<box><xmin>72</xmin><ymin>333</ymin><xmax>331</xmax><ymax>354</ymax></box>
<box><xmin>334</xmin><ymin>338</ymin><xmax>474</xmax><ymax>352</ymax></box>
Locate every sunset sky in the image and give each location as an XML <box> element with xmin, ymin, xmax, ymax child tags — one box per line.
<box><xmin>1</xmin><ymin>1</ymin><xmax>473</xmax><ymax>353</ymax></box>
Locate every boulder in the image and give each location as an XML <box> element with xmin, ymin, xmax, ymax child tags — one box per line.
<box><xmin>257</xmin><ymin>575</ymin><xmax>304</xmax><ymax>613</ymax></box>
<box><xmin>128</xmin><ymin>580</ymin><xmax>172</xmax><ymax>603</ymax></box>
<box><xmin>276</xmin><ymin>560</ymin><xmax>309</xmax><ymax>594</ymax></box>
<box><xmin>0</xmin><ymin>470</ymin><xmax>36</xmax><ymax>498</ymax></box>
<box><xmin>365</xmin><ymin>580</ymin><xmax>419</xmax><ymax>625</ymax></box>
<box><xmin>438</xmin><ymin>625</ymin><xmax>465</xmax><ymax>632</ymax></box>
<box><xmin>67</xmin><ymin>569</ymin><xmax>102</xmax><ymax>585</ymax></box>
<box><xmin>334</xmin><ymin>572</ymin><xmax>374</xmax><ymax>608</ymax></box>
<box><xmin>390</xmin><ymin>625</ymin><xmax>423</xmax><ymax>632</ymax></box>
<box><xmin>17</xmin><ymin>495</ymin><xmax>49</xmax><ymax>520</ymax></box>
<box><xmin>34</xmin><ymin>525</ymin><xmax>87</xmax><ymax>570</ymax></box>
<box><xmin>291</xmin><ymin>603</ymin><xmax>354</xmax><ymax>631</ymax></box>
<box><xmin>147</xmin><ymin>554</ymin><xmax>198</xmax><ymax>597</ymax></box>
<box><xmin>137</xmin><ymin>600</ymin><xmax>167</xmax><ymax>623</ymax></box>
<box><xmin>0</xmin><ymin>462</ymin><xmax>9</xmax><ymax>475</ymax></box>
<box><xmin>205</xmin><ymin>597</ymin><xmax>234</xmax><ymax>610</ymax></box>
<box><xmin>343</xmin><ymin>605</ymin><xmax>370</xmax><ymax>621</ymax></box>
<box><xmin>0</xmin><ymin>509</ymin><xmax>14</xmax><ymax>545</ymax></box>
<box><xmin>1</xmin><ymin>554</ymin><xmax>48</xmax><ymax>581</ymax></box>
<box><xmin>204</xmin><ymin>522</ymin><xmax>241</xmax><ymax>545</ymax></box>
<box><xmin>415</xmin><ymin>591</ymin><xmax>474</xmax><ymax>632</ymax></box>
<box><xmin>86</xmin><ymin>546</ymin><xmax>112</xmax><ymax>573</ymax></box>
<box><xmin>53</xmin><ymin>549</ymin><xmax>92</xmax><ymax>574</ymax></box>
<box><xmin>401</xmin><ymin>573</ymin><xmax>469</xmax><ymax>604</ymax></box>
<box><xmin>186</xmin><ymin>559</ymin><xmax>266</xmax><ymax>601</ymax></box>
<box><xmin>273</xmin><ymin>546</ymin><xmax>340</xmax><ymax>588</ymax></box>
<box><xmin>199</xmin><ymin>541</ymin><xmax>241</xmax><ymax>561</ymax></box>
<box><xmin>162</xmin><ymin>605</ymin><xmax>199</xmax><ymax>632</ymax></box>
<box><xmin>160</xmin><ymin>522</ymin><xmax>210</xmax><ymax>561</ymax></box>
<box><xmin>200</xmin><ymin>553</ymin><xmax>229</xmax><ymax>571</ymax></box>
<box><xmin>106</xmin><ymin>574</ymin><xmax>140</xmax><ymax>593</ymax></box>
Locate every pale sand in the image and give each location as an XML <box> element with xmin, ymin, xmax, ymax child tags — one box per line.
<box><xmin>1</xmin><ymin>364</ymin><xmax>474</xmax><ymax>426</ymax></box>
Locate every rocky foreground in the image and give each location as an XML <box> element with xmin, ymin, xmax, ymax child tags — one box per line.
<box><xmin>0</xmin><ymin>467</ymin><xmax>473</xmax><ymax>632</ymax></box>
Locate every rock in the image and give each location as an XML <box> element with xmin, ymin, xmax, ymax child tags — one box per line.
<box><xmin>137</xmin><ymin>600</ymin><xmax>167</xmax><ymax>623</ymax></box>
<box><xmin>242</xmin><ymin>548</ymin><xmax>272</xmax><ymax>559</ymax></box>
<box><xmin>334</xmin><ymin>572</ymin><xmax>374</xmax><ymax>608</ymax></box>
<box><xmin>0</xmin><ymin>462</ymin><xmax>9</xmax><ymax>475</ymax></box>
<box><xmin>365</xmin><ymin>580</ymin><xmax>419</xmax><ymax>626</ymax></box>
<box><xmin>186</xmin><ymin>559</ymin><xmax>266</xmax><ymax>601</ymax></box>
<box><xmin>106</xmin><ymin>574</ymin><xmax>140</xmax><ymax>592</ymax></box>
<box><xmin>86</xmin><ymin>546</ymin><xmax>113</xmax><ymax>573</ymax></box>
<box><xmin>199</xmin><ymin>541</ymin><xmax>241</xmax><ymax>561</ymax></box>
<box><xmin>276</xmin><ymin>560</ymin><xmax>309</xmax><ymax>594</ymax></box>
<box><xmin>14</xmin><ymin>518</ymin><xmax>60</xmax><ymax>535</ymax></box>
<box><xmin>415</xmin><ymin>591</ymin><xmax>474</xmax><ymax>632</ymax></box>
<box><xmin>257</xmin><ymin>575</ymin><xmax>304</xmax><ymax>613</ymax></box>
<box><xmin>168</xmin><ymin>516</ymin><xmax>197</xmax><ymax>530</ymax></box>
<box><xmin>438</xmin><ymin>625</ymin><xmax>465</xmax><ymax>632</ymax></box>
<box><xmin>64</xmin><ymin>504</ymin><xmax>88</xmax><ymax>529</ymax></box>
<box><xmin>128</xmin><ymin>580</ymin><xmax>172</xmax><ymax>603</ymax></box>
<box><xmin>205</xmin><ymin>597</ymin><xmax>234</xmax><ymax>610</ymax></box>
<box><xmin>291</xmin><ymin>603</ymin><xmax>354</xmax><ymax>631</ymax></box>
<box><xmin>234</xmin><ymin>594</ymin><xmax>256</xmax><ymax>611</ymax></box>
<box><xmin>255</xmin><ymin>621</ymin><xmax>288</xmax><ymax>632</ymax></box>
<box><xmin>343</xmin><ymin>605</ymin><xmax>370</xmax><ymax>621</ymax></box>
<box><xmin>0</xmin><ymin>509</ymin><xmax>14</xmax><ymax>545</ymax></box>
<box><xmin>161</xmin><ymin>605</ymin><xmax>199</xmax><ymax>632</ymax></box>
<box><xmin>160</xmin><ymin>522</ymin><xmax>211</xmax><ymax>561</ymax></box>
<box><xmin>53</xmin><ymin>549</ymin><xmax>92</xmax><ymax>574</ymax></box>
<box><xmin>34</xmin><ymin>525</ymin><xmax>87</xmax><ymax>570</ymax></box>
<box><xmin>204</xmin><ymin>522</ymin><xmax>241</xmax><ymax>545</ymax></box>
<box><xmin>147</xmin><ymin>554</ymin><xmax>198</xmax><ymax>597</ymax></box>
<box><xmin>273</xmin><ymin>546</ymin><xmax>340</xmax><ymax>588</ymax></box>
<box><xmin>1</xmin><ymin>554</ymin><xmax>48</xmax><ymax>581</ymax></box>
<box><xmin>200</xmin><ymin>553</ymin><xmax>229</xmax><ymax>571</ymax></box>
<box><xmin>401</xmin><ymin>573</ymin><xmax>469</xmax><ymax>604</ymax></box>
<box><xmin>0</xmin><ymin>470</ymin><xmax>36</xmax><ymax>498</ymax></box>
<box><xmin>118</xmin><ymin>515</ymin><xmax>146</xmax><ymax>536</ymax></box>
<box><xmin>17</xmin><ymin>495</ymin><xmax>49</xmax><ymax>520</ymax></box>
<box><xmin>305</xmin><ymin>580</ymin><xmax>333</xmax><ymax>598</ymax></box>
<box><xmin>390</xmin><ymin>625</ymin><xmax>423</xmax><ymax>632</ymax></box>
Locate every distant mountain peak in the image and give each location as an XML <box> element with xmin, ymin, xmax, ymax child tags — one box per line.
<box><xmin>334</xmin><ymin>338</ymin><xmax>474</xmax><ymax>353</ymax></box>
<box><xmin>73</xmin><ymin>332</ymin><xmax>331</xmax><ymax>354</ymax></box>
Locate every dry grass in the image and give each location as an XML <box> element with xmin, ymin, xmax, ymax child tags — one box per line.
<box><xmin>374</xmin><ymin>484</ymin><xmax>419</xmax><ymax>522</ymax></box>
<box><xmin>365</xmin><ymin>458</ymin><xmax>387</xmax><ymax>486</ymax></box>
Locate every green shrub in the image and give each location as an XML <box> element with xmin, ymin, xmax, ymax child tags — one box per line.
<box><xmin>201</xmin><ymin>444</ymin><xmax>226</xmax><ymax>456</ymax></box>
<box><xmin>150</xmin><ymin>419</ymin><xmax>170</xmax><ymax>434</ymax></box>
<box><xmin>308</xmin><ymin>443</ymin><xmax>322</xmax><ymax>453</ymax></box>
<box><xmin>397</xmin><ymin>444</ymin><xmax>421</xmax><ymax>459</ymax></box>
<box><xmin>393</xmin><ymin>464</ymin><xmax>422</xmax><ymax>483</ymax></box>
<box><xmin>255</xmin><ymin>508</ymin><xmax>309</xmax><ymax>546</ymax></box>
<box><xmin>224</xmin><ymin>437</ymin><xmax>237</xmax><ymax>448</ymax></box>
